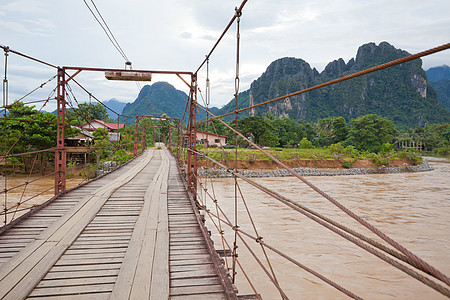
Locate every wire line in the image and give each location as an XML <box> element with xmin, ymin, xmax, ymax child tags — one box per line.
<box><xmin>82</xmin><ymin>0</ymin><xmax>129</xmax><ymax>62</ymax></box>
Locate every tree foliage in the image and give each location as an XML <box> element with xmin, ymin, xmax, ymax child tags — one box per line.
<box><xmin>66</xmin><ymin>102</ymin><xmax>113</xmax><ymax>126</ymax></box>
<box><xmin>0</xmin><ymin>101</ymin><xmax>75</xmax><ymax>153</ymax></box>
<box><xmin>345</xmin><ymin>114</ymin><xmax>396</xmax><ymax>153</ymax></box>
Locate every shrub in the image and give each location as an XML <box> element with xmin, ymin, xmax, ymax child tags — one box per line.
<box><xmin>110</xmin><ymin>149</ymin><xmax>133</xmax><ymax>165</ymax></box>
<box><xmin>436</xmin><ymin>145</ymin><xmax>449</xmax><ymax>156</ymax></box>
<box><xmin>398</xmin><ymin>148</ymin><xmax>422</xmax><ymax>165</ymax></box>
<box><xmin>329</xmin><ymin>142</ymin><xmax>344</xmax><ymax>154</ymax></box>
<box><xmin>343</xmin><ymin>145</ymin><xmax>359</xmax><ymax>158</ymax></box>
<box><xmin>299</xmin><ymin>138</ymin><xmax>313</xmax><ymax>149</ymax></box>
<box><xmin>342</xmin><ymin>159</ymin><xmax>354</xmax><ymax>168</ymax></box>
<box><xmin>369</xmin><ymin>153</ymin><xmax>390</xmax><ymax>166</ymax></box>
<box><xmin>380</xmin><ymin>143</ymin><xmax>394</xmax><ymax>155</ymax></box>
<box><xmin>79</xmin><ymin>163</ymin><xmax>97</xmax><ymax>180</ymax></box>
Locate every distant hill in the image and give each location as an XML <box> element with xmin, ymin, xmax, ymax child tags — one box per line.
<box><xmin>103</xmin><ymin>98</ymin><xmax>127</xmax><ymax>120</ymax></box>
<box><xmin>426</xmin><ymin>65</ymin><xmax>450</xmax><ymax>82</ymax></box>
<box><xmin>215</xmin><ymin>42</ymin><xmax>450</xmax><ymax>129</ymax></box>
<box><xmin>426</xmin><ymin>65</ymin><xmax>450</xmax><ymax>111</ymax></box>
<box><xmin>121</xmin><ymin>82</ymin><xmax>218</xmax><ymax>121</ymax></box>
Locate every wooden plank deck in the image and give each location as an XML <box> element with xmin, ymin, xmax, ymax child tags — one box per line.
<box><xmin>0</xmin><ymin>148</ymin><xmax>236</xmax><ymax>299</ymax></box>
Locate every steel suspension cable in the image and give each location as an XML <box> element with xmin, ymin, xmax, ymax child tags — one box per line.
<box><xmin>203</xmin><ymin>181</ymin><xmax>447</xmax><ymax>298</ymax></box>
<box><xmin>189</xmin><ymin>147</ymin><xmax>450</xmax><ymax>296</ymax></box>
<box><xmin>0</xmin><ymin>45</ymin><xmax>57</xmax><ymax>69</ymax></box>
<box><xmin>200</xmin><ymin>187</ymin><xmax>360</xmax><ymax>299</ymax></box>
<box><xmin>200</xmin><ymin>105</ymin><xmax>450</xmax><ymax>287</ymax></box>
<box><xmin>89</xmin><ymin>0</ymin><xmax>129</xmax><ymax>62</ymax></box>
<box><xmin>195</xmin><ymin>0</ymin><xmax>248</xmax><ymax>74</ymax></box>
<box><xmin>15</xmin><ymin>75</ymin><xmax>57</xmax><ymax>103</ymax></box>
<box><xmin>2</xmin><ymin>90</ymin><xmax>55</xmax><ymax>160</ymax></box>
<box><xmin>231</xmin><ymin>8</ymin><xmax>242</xmax><ymax>284</ymax></box>
<box><xmin>11</xmin><ymin>153</ymin><xmax>39</xmax><ymax>220</ymax></box>
<box><xmin>205</xmin><ymin>43</ymin><xmax>450</xmax><ymax>123</ymax></box>
<box><xmin>2</xmin><ymin>46</ymin><xmax>8</xmax><ymax>225</ymax></box>
<box><xmin>82</xmin><ymin>0</ymin><xmax>129</xmax><ymax>62</ymax></box>
<box><xmin>195</xmin><ymin>179</ymin><xmax>261</xmax><ymax>299</ymax></box>
<box><xmin>234</xmin><ymin>179</ymin><xmax>283</xmax><ymax>292</ymax></box>
<box><xmin>66</xmin><ymin>75</ymin><xmax>133</xmax><ymax>119</ymax></box>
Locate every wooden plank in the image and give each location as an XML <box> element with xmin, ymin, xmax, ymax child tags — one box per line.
<box><xmin>170</xmin><ymin>270</ymin><xmax>220</xmax><ymax>279</ymax></box>
<box><xmin>64</xmin><ymin>248</ymin><xmax>126</xmax><ymax>255</ymax></box>
<box><xmin>51</xmin><ymin>263</ymin><xmax>122</xmax><ymax>272</ymax></box>
<box><xmin>28</xmin><ymin>283</ymin><xmax>114</xmax><ymax>297</ymax></box>
<box><xmin>170</xmin><ymin>276</ymin><xmax>221</xmax><ymax>287</ymax></box>
<box><xmin>1</xmin><ymin>241</ymin><xmax>67</xmax><ymax>300</ymax></box>
<box><xmin>170</xmin><ymin>293</ymin><xmax>227</xmax><ymax>300</ymax></box>
<box><xmin>170</xmin><ymin>263</ymin><xmax>215</xmax><ymax>273</ymax></box>
<box><xmin>149</xmin><ymin>162</ymin><xmax>170</xmax><ymax>299</ymax></box>
<box><xmin>170</xmin><ymin>249</ymin><xmax>210</xmax><ymax>255</ymax></box>
<box><xmin>56</xmin><ymin>252</ymin><xmax>125</xmax><ymax>261</ymax></box>
<box><xmin>37</xmin><ymin>276</ymin><xmax>116</xmax><ymax>288</ymax></box>
<box><xmin>170</xmin><ymin>284</ymin><xmax>225</xmax><ymax>296</ymax></box>
<box><xmin>169</xmin><ymin>257</ymin><xmax>213</xmax><ymax>266</ymax></box>
<box><xmin>27</xmin><ymin>292</ymin><xmax>110</xmax><ymax>300</ymax></box>
<box><xmin>130</xmin><ymin>153</ymin><xmax>168</xmax><ymax>300</ymax></box>
<box><xmin>110</xmin><ymin>152</ymin><xmax>162</xmax><ymax>300</ymax></box>
<box><xmin>43</xmin><ymin>269</ymin><xmax>120</xmax><ymax>280</ymax></box>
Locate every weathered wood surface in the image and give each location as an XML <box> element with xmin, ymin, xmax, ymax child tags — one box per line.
<box><xmin>0</xmin><ymin>148</ymin><xmax>235</xmax><ymax>299</ymax></box>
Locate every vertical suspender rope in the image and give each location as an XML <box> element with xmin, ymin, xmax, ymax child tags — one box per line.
<box><xmin>232</xmin><ymin>7</ymin><xmax>242</xmax><ymax>284</ymax></box>
<box><xmin>2</xmin><ymin>47</ymin><xmax>8</xmax><ymax>224</ymax></box>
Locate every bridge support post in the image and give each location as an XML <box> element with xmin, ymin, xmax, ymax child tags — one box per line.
<box><xmin>55</xmin><ymin>68</ymin><xmax>66</xmax><ymax>195</ymax></box>
<box><xmin>134</xmin><ymin>116</ymin><xmax>139</xmax><ymax>156</ymax></box>
<box><xmin>168</xmin><ymin>125</ymin><xmax>172</xmax><ymax>147</ymax></box>
<box><xmin>176</xmin><ymin>120</ymin><xmax>181</xmax><ymax>163</ymax></box>
<box><xmin>187</xmin><ymin>75</ymin><xmax>198</xmax><ymax>201</ymax></box>
<box><xmin>142</xmin><ymin>125</ymin><xmax>146</xmax><ymax>151</ymax></box>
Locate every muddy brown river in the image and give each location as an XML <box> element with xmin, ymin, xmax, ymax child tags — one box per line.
<box><xmin>203</xmin><ymin>157</ymin><xmax>449</xmax><ymax>299</ymax></box>
<box><xmin>1</xmin><ymin>175</ymin><xmax>84</xmax><ymax>224</ymax></box>
<box><xmin>1</xmin><ymin>157</ymin><xmax>448</xmax><ymax>299</ymax></box>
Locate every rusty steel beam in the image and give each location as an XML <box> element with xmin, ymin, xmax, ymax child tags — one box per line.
<box><xmin>195</xmin><ymin>0</ymin><xmax>248</xmax><ymax>74</ymax></box>
<box><xmin>133</xmin><ymin>116</ymin><xmax>140</xmax><ymax>157</ymax></box>
<box><xmin>54</xmin><ymin>68</ymin><xmax>66</xmax><ymax>195</ymax></box>
<box><xmin>63</xmin><ymin>66</ymin><xmax>193</xmax><ymax>76</ymax></box>
<box><xmin>176</xmin><ymin>120</ymin><xmax>182</xmax><ymax>163</ymax></box>
<box><xmin>186</xmin><ymin>75</ymin><xmax>198</xmax><ymax>201</ymax></box>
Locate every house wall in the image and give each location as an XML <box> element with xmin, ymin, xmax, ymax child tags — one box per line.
<box><xmin>197</xmin><ymin>132</ymin><xmax>226</xmax><ymax>146</ymax></box>
<box><xmin>81</xmin><ymin>121</ymin><xmax>105</xmax><ymax>131</ymax></box>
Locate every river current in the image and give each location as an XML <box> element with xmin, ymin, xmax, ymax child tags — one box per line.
<box><xmin>204</xmin><ymin>157</ymin><xmax>449</xmax><ymax>299</ymax></box>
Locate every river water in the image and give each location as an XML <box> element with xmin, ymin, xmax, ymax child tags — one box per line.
<box><xmin>204</xmin><ymin>157</ymin><xmax>449</xmax><ymax>299</ymax></box>
<box><xmin>1</xmin><ymin>175</ymin><xmax>85</xmax><ymax>224</ymax></box>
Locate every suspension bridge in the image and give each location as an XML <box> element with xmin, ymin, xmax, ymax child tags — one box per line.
<box><xmin>0</xmin><ymin>147</ymin><xmax>238</xmax><ymax>299</ymax></box>
<box><xmin>1</xmin><ymin>0</ymin><xmax>450</xmax><ymax>298</ymax></box>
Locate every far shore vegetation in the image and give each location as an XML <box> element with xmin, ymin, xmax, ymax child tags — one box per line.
<box><xmin>194</xmin><ymin>113</ymin><xmax>449</xmax><ymax>168</ymax></box>
<box><xmin>0</xmin><ymin>101</ymin><xmax>448</xmax><ymax>177</ymax></box>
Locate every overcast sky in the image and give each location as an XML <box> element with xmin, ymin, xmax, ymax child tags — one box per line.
<box><xmin>1</xmin><ymin>0</ymin><xmax>449</xmax><ymax>113</ymax></box>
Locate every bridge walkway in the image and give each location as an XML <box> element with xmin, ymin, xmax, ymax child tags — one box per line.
<box><xmin>0</xmin><ymin>148</ymin><xmax>236</xmax><ymax>299</ymax></box>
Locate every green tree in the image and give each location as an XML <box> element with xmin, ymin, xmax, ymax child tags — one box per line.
<box><xmin>268</xmin><ymin>117</ymin><xmax>305</xmax><ymax>147</ymax></box>
<box><xmin>0</xmin><ymin>101</ymin><xmax>75</xmax><ymax>153</ymax></box>
<box><xmin>345</xmin><ymin>114</ymin><xmax>396</xmax><ymax>153</ymax></box>
<box><xmin>67</xmin><ymin>102</ymin><xmax>113</xmax><ymax>126</ymax></box>
<box><xmin>237</xmin><ymin>116</ymin><xmax>272</xmax><ymax>145</ymax></box>
<box><xmin>92</xmin><ymin>128</ymin><xmax>109</xmax><ymax>141</ymax></box>
<box><xmin>331</xmin><ymin>116</ymin><xmax>348</xmax><ymax>143</ymax></box>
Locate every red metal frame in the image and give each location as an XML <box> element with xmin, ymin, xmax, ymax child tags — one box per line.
<box><xmin>187</xmin><ymin>75</ymin><xmax>198</xmax><ymax>200</ymax></box>
<box><xmin>51</xmin><ymin>64</ymin><xmax>191</xmax><ymax>196</ymax></box>
<box><xmin>54</xmin><ymin>68</ymin><xmax>66</xmax><ymax>195</ymax></box>
<box><xmin>134</xmin><ymin>116</ymin><xmax>140</xmax><ymax>156</ymax></box>
<box><xmin>176</xmin><ymin>120</ymin><xmax>182</xmax><ymax>163</ymax></box>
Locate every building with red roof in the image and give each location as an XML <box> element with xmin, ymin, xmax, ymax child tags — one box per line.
<box><xmin>80</xmin><ymin>119</ymin><xmax>125</xmax><ymax>132</ymax></box>
<box><xmin>183</xmin><ymin>130</ymin><xmax>229</xmax><ymax>147</ymax></box>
